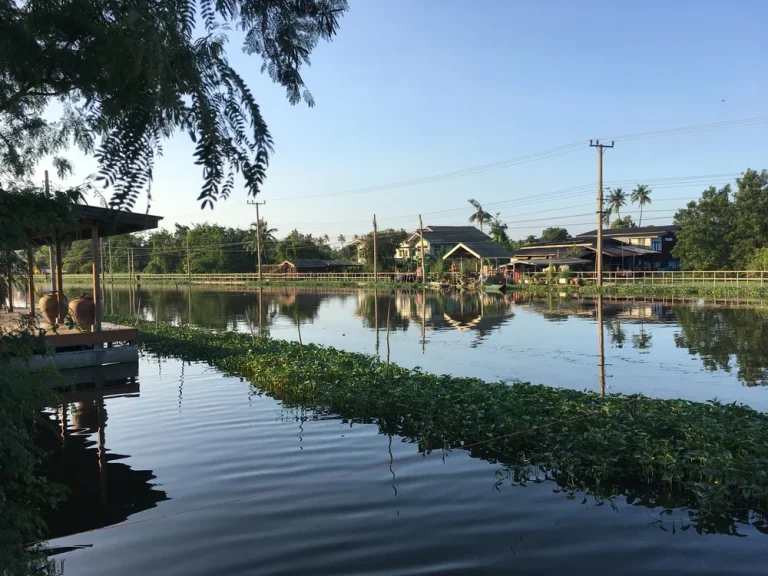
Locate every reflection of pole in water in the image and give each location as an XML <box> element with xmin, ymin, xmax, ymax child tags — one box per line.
<box><xmin>386</xmin><ymin>293</ymin><xmax>392</xmax><ymax>374</ymax></box>
<box><xmin>421</xmin><ymin>290</ymin><xmax>426</xmax><ymax>354</ymax></box>
<box><xmin>597</xmin><ymin>295</ymin><xmax>606</xmax><ymax>395</ymax></box>
<box><xmin>388</xmin><ymin>434</ymin><xmax>399</xmax><ymax>516</ymax></box>
<box><xmin>97</xmin><ymin>399</ymin><xmax>107</xmax><ymax>506</ymax></box>
<box><xmin>258</xmin><ymin>287</ymin><xmax>263</xmax><ymax>331</ymax></box>
<box><xmin>187</xmin><ymin>284</ymin><xmax>192</xmax><ymax>325</ymax></box>
<box><xmin>375</xmin><ymin>289</ymin><xmax>380</xmax><ymax>357</ymax></box>
<box><xmin>60</xmin><ymin>403</ymin><xmax>68</xmax><ymax>447</ymax></box>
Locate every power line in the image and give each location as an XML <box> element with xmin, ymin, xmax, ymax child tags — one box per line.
<box><xmin>269</xmin><ymin>116</ymin><xmax>768</xmax><ymax>202</ymax></box>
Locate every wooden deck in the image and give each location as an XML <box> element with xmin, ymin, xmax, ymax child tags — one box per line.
<box><xmin>2</xmin><ymin>309</ymin><xmax>139</xmax><ymax>370</ymax></box>
<box><xmin>1</xmin><ymin>309</ymin><xmax>137</xmax><ymax>348</ymax></box>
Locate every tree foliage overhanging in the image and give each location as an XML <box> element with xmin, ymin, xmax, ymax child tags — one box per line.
<box><xmin>0</xmin><ymin>0</ymin><xmax>348</xmax><ymax>209</ymax></box>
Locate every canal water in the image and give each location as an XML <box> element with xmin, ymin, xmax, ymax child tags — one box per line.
<box><xmin>42</xmin><ymin>287</ymin><xmax>768</xmax><ymax>575</ymax></box>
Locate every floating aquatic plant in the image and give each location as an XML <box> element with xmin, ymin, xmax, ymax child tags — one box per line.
<box><xmin>109</xmin><ymin>315</ymin><xmax>768</xmax><ymax>536</ymax></box>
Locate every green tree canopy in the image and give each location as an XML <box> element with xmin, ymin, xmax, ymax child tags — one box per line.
<box><xmin>539</xmin><ymin>227</ymin><xmax>571</xmax><ymax>243</ymax></box>
<box><xmin>0</xmin><ymin>0</ymin><xmax>347</xmax><ymax>209</ymax></box>
<box><xmin>357</xmin><ymin>228</ymin><xmax>407</xmax><ymax>271</ymax></box>
<box><xmin>672</xmin><ymin>185</ymin><xmax>733</xmax><ymax>270</ymax></box>
<box><xmin>610</xmin><ymin>215</ymin><xmax>636</xmax><ymax>229</ymax></box>
<box><xmin>729</xmin><ymin>169</ymin><xmax>768</xmax><ymax>267</ymax></box>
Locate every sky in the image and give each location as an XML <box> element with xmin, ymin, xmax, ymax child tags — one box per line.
<box><xmin>38</xmin><ymin>0</ymin><xmax>768</xmax><ymax>247</ymax></box>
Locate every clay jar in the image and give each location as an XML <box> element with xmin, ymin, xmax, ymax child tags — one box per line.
<box><xmin>38</xmin><ymin>293</ymin><xmax>59</xmax><ymax>324</ymax></box>
<box><xmin>68</xmin><ymin>295</ymin><xmax>95</xmax><ymax>331</ymax></box>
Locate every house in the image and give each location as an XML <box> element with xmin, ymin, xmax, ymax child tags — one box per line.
<box><xmin>575</xmin><ymin>224</ymin><xmax>680</xmax><ymax>270</ymax></box>
<box><xmin>442</xmin><ymin>241</ymin><xmax>515</xmax><ymax>273</ymax></box>
<box><xmin>276</xmin><ymin>259</ymin><xmax>363</xmax><ymax>273</ymax></box>
<box><xmin>346</xmin><ymin>237</ymin><xmax>366</xmax><ymax>263</ymax></box>
<box><xmin>511</xmin><ymin>237</ymin><xmax>658</xmax><ymax>279</ymax></box>
<box><xmin>395</xmin><ymin>226</ymin><xmax>492</xmax><ymax>262</ymax></box>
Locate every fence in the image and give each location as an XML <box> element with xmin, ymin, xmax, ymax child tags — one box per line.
<box><xmin>36</xmin><ymin>270</ymin><xmax>768</xmax><ymax>287</ymax></box>
<box><xmin>34</xmin><ymin>272</ymin><xmax>407</xmax><ymax>285</ymax></box>
<box><xmin>521</xmin><ymin>270</ymin><xmax>768</xmax><ymax>287</ymax></box>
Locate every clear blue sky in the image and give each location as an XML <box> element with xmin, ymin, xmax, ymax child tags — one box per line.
<box><xmin>42</xmin><ymin>0</ymin><xmax>768</xmax><ymax>244</ymax></box>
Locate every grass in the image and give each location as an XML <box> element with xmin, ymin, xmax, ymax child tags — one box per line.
<box><xmin>109</xmin><ymin>315</ymin><xmax>768</xmax><ymax>535</ymax></box>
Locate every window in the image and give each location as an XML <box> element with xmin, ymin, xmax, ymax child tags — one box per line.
<box><xmin>651</xmin><ymin>239</ymin><xmax>661</xmax><ymax>251</ymax></box>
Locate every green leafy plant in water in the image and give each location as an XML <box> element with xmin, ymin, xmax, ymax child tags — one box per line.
<box><xmin>109</xmin><ymin>315</ymin><xmax>768</xmax><ymax>536</ymax></box>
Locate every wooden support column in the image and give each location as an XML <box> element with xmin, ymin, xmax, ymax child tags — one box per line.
<box><xmin>91</xmin><ymin>226</ymin><xmax>102</xmax><ymax>331</ymax></box>
<box><xmin>6</xmin><ymin>251</ymin><xmax>13</xmax><ymax>312</ymax></box>
<box><xmin>27</xmin><ymin>248</ymin><xmax>35</xmax><ymax>315</ymax></box>
<box><xmin>55</xmin><ymin>235</ymin><xmax>65</xmax><ymax>322</ymax></box>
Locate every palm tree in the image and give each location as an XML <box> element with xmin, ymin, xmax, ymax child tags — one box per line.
<box><xmin>606</xmin><ymin>187</ymin><xmax>627</xmax><ymax>221</ymax></box>
<box><xmin>631</xmin><ymin>184</ymin><xmax>652</xmax><ymax>226</ymax></box>
<box><xmin>468</xmin><ymin>198</ymin><xmax>492</xmax><ymax>232</ymax></box>
<box><xmin>337</xmin><ymin>234</ymin><xmax>346</xmax><ymax>245</ymax></box>
<box><xmin>602</xmin><ymin>205</ymin><xmax>612</xmax><ymax>227</ymax></box>
<box><xmin>247</xmin><ymin>219</ymin><xmax>278</xmax><ymax>262</ymax></box>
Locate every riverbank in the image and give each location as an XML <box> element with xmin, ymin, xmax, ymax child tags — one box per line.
<box><xmin>511</xmin><ymin>283</ymin><xmax>768</xmax><ymax>299</ymax></box>
<box><xmin>107</xmin><ymin>315</ymin><xmax>768</xmax><ymax>533</ymax></box>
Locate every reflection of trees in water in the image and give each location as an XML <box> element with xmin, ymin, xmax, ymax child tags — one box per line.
<box><xmin>355</xmin><ymin>291</ymin><xmax>411</xmax><ymax>332</ymax></box>
<box><xmin>673</xmin><ymin>307</ymin><xmax>768</xmax><ymax>386</ymax></box>
<box><xmin>606</xmin><ymin>320</ymin><xmax>627</xmax><ymax>348</ymax></box>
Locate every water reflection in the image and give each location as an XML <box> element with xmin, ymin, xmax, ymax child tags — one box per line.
<box><xmin>41</xmin><ymin>363</ymin><xmax>169</xmax><ymax>540</ymax></box>
<box><xmin>95</xmin><ymin>284</ymin><xmax>768</xmax><ymax>388</ymax></box>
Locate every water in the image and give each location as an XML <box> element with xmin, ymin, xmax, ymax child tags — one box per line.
<box><xmin>42</xmin><ymin>287</ymin><xmax>768</xmax><ymax>574</ymax></box>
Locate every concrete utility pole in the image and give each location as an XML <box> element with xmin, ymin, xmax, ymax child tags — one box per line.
<box><xmin>108</xmin><ymin>240</ymin><xmax>113</xmax><ymax>285</ymax></box>
<box><xmin>418</xmin><ymin>215</ymin><xmax>427</xmax><ymax>284</ymax></box>
<box><xmin>248</xmin><ymin>200</ymin><xmax>267</xmax><ymax>281</ymax></box>
<box><xmin>589</xmin><ymin>139</ymin><xmax>614</xmax><ymax>287</ymax></box>
<box><xmin>372</xmin><ymin>214</ymin><xmax>378</xmax><ymax>283</ymax></box>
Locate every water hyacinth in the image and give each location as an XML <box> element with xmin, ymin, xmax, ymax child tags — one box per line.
<box><xmin>108</xmin><ymin>316</ymin><xmax>768</xmax><ymax>536</ymax></box>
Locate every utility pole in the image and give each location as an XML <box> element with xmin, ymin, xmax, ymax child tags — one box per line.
<box><xmin>108</xmin><ymin>240</ymin><xmax>113</xmax><ymax>284</ymax></box>
<box><xmin>372</xmin><ymin>214</ymin><xmax>378</xmax><ymax>283</ymax></box>
<box><xmin>418</xmin><ymin>215</ymin><xmax>427</xmax><ymax>284</ymax></box>
<box><xmin>589</xmin><ymin>139</ymin><xmax>614</xmax><ymax>287</ymax></box>
<box><xmin>247</xmin><ymin>200</ymin><xmax>266</xmax><ymax>281</ymax></box>
<box><xmin>129</xmin><ymin>248</ymin><xmax>134</xmax><ymax>283</ymax></box>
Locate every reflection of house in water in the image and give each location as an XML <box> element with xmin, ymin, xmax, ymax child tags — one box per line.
<box><xmin>41</xmin><ymin>362</ymin><xmax>169</xmax><ymax>541</ymax></box>
<box><xmin>390</xmin><ymin>292</ymin><xmax>513</xmax><ymax>342</ymax></box>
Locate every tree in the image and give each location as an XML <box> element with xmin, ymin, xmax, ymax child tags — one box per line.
<box><xmin>337</xmin><ymin>234</ymin><xmax>346</xmax><ymax>245</ymax></box>
<box><xmin>602</xmin><ymin>205</ymin><xmax>612</xmax><ymax>227</ymax></box>
<box><xmin>748</xmin><ymin>247</ymin><xmax>768</xmax><ymax>271</ymax></box>
<box><xmin>467</xmin><ymin>199</ymin><xmax>492</xmax><ymax>232</ymax></box>
<box><xmin>246</xmin><ymin>220</ymin><xmax>278</xmax><ymax>265</ymax></box>
<box><xmin>631</xmin><ymin>184</ymin><xmax>652</xmax><ymax>226</ymax></box>
<box><xmin>276</xmin><ymin>230</ymin><xmax>332</xmax><ymax>262</ymax></box>
<box><xmin>610</xmin><ymin>215</ymin><xmax>636</xmax><ymax>229</ymax></box>
<box><xmin>488</xmin><ymin>213</ymin><xmax>509</xmax><ymax>246</ymax></box>
<box><xmin>672</xmin><ymin>185</ymin><xmax>734</xmax><ymax>270</ymax></box>
<box><xmin>729</xmin><ymin>169</ymin><xmax>768</xmax><ymax>267</ymax></box>
<box><xmin>606</xmin><ymin>188</ymin><xmax>627</xmax><ymax>221</ymax></box>
<box><xmin>0</xmin><ymin>1</ymin><xmax>348</xmax><ymax>209</ymax></box>
<box><xmin>357</xmin><ymin>228</ymin><xmax>407</xmax><ymax>271</ymax></box>
<box><xmin>539</xmin><ymin>227</ymin><xmax>571</xmax><ymax>243</ymax></box>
